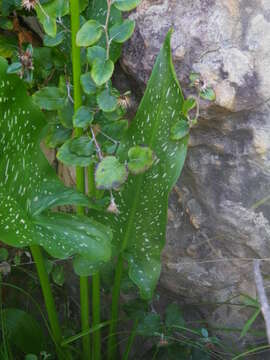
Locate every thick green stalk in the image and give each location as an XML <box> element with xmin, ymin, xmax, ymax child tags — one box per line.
<box><xmin>88</xmin><ymin>164</ymin><xmax>102</xmax><ymax>360</ymax></box>
<box><xmin>92</xmin><ymin>272</ymin><xmax>101</xmax><ymax>360</ymax></box>
<box><xmin>30</xmin><ymin>245</ymin><xmax>65</xmax><ymax>360</ymax></box>
<box><xmin>70</xmin><ymin>1</ymin><xmax>91</xmax><ymax>359</ymax></box>
<box><xmin>107</xmin><ymin>254</ymin><xmax>124</xmax><ymax>360</ymax></box>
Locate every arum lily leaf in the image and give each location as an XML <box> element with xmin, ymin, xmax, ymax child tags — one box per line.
<box><xmin>95</xmin><ymin>156</ymin><xmax>128</xmax><ymax>190</ymax></box>
<box><xmin>127</xmin><ymin>146</ymin><xmax>155</xmax><ymax>174</ymax></box>
<box><xmin>0</xmin><ymin>57</ymin><xmax>112</xmax><ymax>275</ymax></box>
<box><xmin>94</xmin><ymin>31</ymin><xmax>188</xmax><ymax>299</ymax></box>
<box><xmin>80</xmin><ymin>73</ymin><xmax>97</xmax><ymax>95</ymax></box>
<box><xmin>97</xmin><ymin>88</ymin><xmax>118</xmax><ymax>112</ymax></box>
<box><xmin>113</xmin><ymin>0</ymin><xmax>142</xmax><ymax>11</ymax></box>
<box><xmin>109</xmin><ymin>20</ymin><xmax>135</xmax><ymax>43</ymax></box>
<box><xmin>76</xmin><ymin>20</ymin><xmax>103</xmax><ymax>47</ymax></box>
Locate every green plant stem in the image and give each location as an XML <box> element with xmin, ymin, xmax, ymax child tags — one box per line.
<box><xmin>122</xmin><ymin>318</ymin><xmax>138</xmax><ymax>360</ymax></box>
<box><xmin>92</xmin><ymin>273</ymin><xmax>101</xmax><ymax>360</ymax></box>
<box><xmin>70</xmin><ymin>1</ymin><xmax>91</xmax><ymax>359</ymax></box>
<box><xmin>88</xmin><ymin>163</ymin><xmax>102</xmax><ymax>360</ymax></box>
<box><xmin>30</xmin><ymin>245</ymin><xmax>65</xmax><ymax>360</ymax></box>
<box><xmin>107</xmin><ymin>254</ymin><xmax>124</xmax><ymax>360</ymax></box>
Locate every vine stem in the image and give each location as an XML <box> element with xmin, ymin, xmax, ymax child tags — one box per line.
<box><xmin>30</xmin><ymin>245</ymin><xmax>66</xmax><ymax>360</ymax></box>
<box><xmin>69</xmin><ymin>0</ymin><xmax>91</xmax><ymax>359</ymax></box>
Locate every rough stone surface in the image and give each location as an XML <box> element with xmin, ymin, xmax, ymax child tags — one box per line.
<box><xmin>121</xmin><ymin>0</ymin><xmax>270</xmax><ymax>344</ymax></box>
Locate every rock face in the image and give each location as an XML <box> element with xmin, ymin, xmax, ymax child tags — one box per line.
<box><xmin>122</xmin><ymin>0</ymin><xmax>270</xmax><ymax>343</ymax></box>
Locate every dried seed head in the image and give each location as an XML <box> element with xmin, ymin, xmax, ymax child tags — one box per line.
<box><xmin>19</xmin><ymin>48</ymin><xmax>34</xmax><ymax>71</ymax></box>
<box><xmin>107</xmin><ymin>196</ymin><xmax>119</xmax><ymax>215</ymax></box>
<box><xmin>117</xmin><ymin>94</ymin><xmax>131</xmax><ymax>110</ymax></box>
<box><xmin>22</xmin><ymin>0</ymin><xmax>37</xmax><ymax>11</ymax></box>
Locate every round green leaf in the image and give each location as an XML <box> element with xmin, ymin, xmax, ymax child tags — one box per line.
<box><xmin>109</xmin><ymin>20</ymin><xmax>135</xmax><ymax>43</ymax></box>
<box><xmin>80</xmin><ymin>73</ymin><xmax>97</xmax><ymax>95</ymax></box>
<box><xmin>127</xmin><ymin>146</ymin><xmax>155</xmax><ymax>174</ymax></box>
<box><xmin>7</xmin><ymin>62</ymin><xmax>22</xmax><ymax>74</ymax></box>
<box><xmin>73</xmin><ymin>106</ymin><xmax>94</xmax><ymax>128</ymax></box>
<box><xmin>170</xmin><ymin>117</ymin><xmax>190</xmax><ymax>141</ymax></box>
<box><xmin>58</xmin><ymin>99</ymin><xmax>74</xmax><ymax>128</ymax></box>
<box><xmin>200</xmin><ymin>87</ymin><xmax>216</xmax><ymax>101</ymax></box>
<box><xmin>57</xmin><ymin>137</ymin><xmax>95</xmax><ymax>166</ymax></box>
<box><xmin>91</xmin><ymin>58</ymin><xmax>114</xmax><ymax>86</ymax></box>
<box><xmin>43</xmin><ymin>17</ymin><xmax>57</xmax><ymax>38</ymax></box>
<box><xmin>32</xmin><ymin>87</ymin><xmax>65</xmax><ymax>111</ymax></box>
<box><xmin>87</xmin><ymin>45</ymin><xmax>106</xmax><ymax>65</ymax></box>
<box><xmin>43</xmin><ymin>31</ymin><xmax>65</xmax><ymax>47</ymax></box>
<box><xmin>95</xmin><ymin>156</ymin><xmax>128</xmax><ymax>190</ymax></box>
<box><xmin>97</xmin><ymin>88</ymin><xmax>118</xmax><ymax>112</ymax></box>
<box><xmin>113</xmin><ymin>0</ymin><xmax>141</xmax><ymax>11</ymax></box>
<box><xmin>76</xmin><ymin>20</ymin><xmax>103</xmax><ymax>47</ymax></box>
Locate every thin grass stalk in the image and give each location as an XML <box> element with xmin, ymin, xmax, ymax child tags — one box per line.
<box><xmin>69</xmin><ymin>0</ymin><xmax>91</xmax><ymax>358</ymax></box>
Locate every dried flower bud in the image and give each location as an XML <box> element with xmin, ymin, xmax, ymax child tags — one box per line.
<box><xmin>107</xmin><ymin>197</ymin><xmax>119</xmax><ymax>215</ymax></box>
<box><xmin>22</xmin><ymin>0</ymin><xmax>37</xmax><ymax>11</ymax></box>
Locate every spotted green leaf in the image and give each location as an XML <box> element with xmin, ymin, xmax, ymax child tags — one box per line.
<box><xmin>95</xmin><ymin>156</ymin><xmax>128</xmax><ymax>190</ymax></box>
<box><xmin>113</xmin><ymin>0</ymin><xmax>142</xmax><ymax>11</ymax></box>
<box><xmin>94</xmin><ymin>31</ymin><xmax>188</xmax><ymax>298</ymax></box>
<box><xmin>0</xmin><ymin>57</ymin><xmax>112</xmax><ymax>275</ymax></box>
<box><xmin>97</xmin><ymin>88</ymin><xmax>118</xmax><ymax>112</ymax></box>
<box><xmin>76</xmin><ymin>20</ymin><xmax>103</xmax><ymax>47</ymax></box>
<box><xmin>109</xmin><ymin>20</ymin><xmax>135</xmax><ymax>43</ymax></box>
<box><xmin>127</xmin><ymin>146</ymin><xmax>155</xmax><ymax>175</ymax></box>
<box><xmin>170</xmin><ymin>116</ymin><xmax>189</xmax><ymax>141</ymax></box>
<box><xmin>91</xmin><ymin>58</ymin><xmax>114</xmax><ymax>86</ymax></box>
<box><xmin>73</xmin><ymin>106</ymin><xmax>94</xmax><ymax>128</ymax></box>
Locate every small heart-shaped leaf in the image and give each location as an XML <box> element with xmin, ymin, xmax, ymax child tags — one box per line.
<box><xmin>170</xmin><ymin>117</ymin><xmax>190</xmax><ymax>141</ymax></box>
<box><xmin>91</xmin><ymin>58</ymin><xmax>114</xmax><ymax>86</ymax></box>
<box><xmin>76</xmin><ymin>20</ymin><xmax>103</xmax><ymax>47</ymax></box>
<box><xmin>73</xmin><ymin>106</ymin><xmax>94</xmax><ymax>128</ymax></box>
<box><xmin>127</xmin><ymin>146</ymin><xmax>155</xmax><ymax>174</ymax></box>
<box><xmin>87</xmin><ymin>45</ymin><xmax>106</xmax><ymax>65</ymax></box>
<box><xmin>33</xmin><ymin>87</ymin><xmax>65</xmax><ymax>111</ymax></box>
<box><xmin>80</xmin><ymin>73</ymin><xmax>97</xmax><ymax>95</ymax></box>
<box><xmin>113</xmin><ymin>0</ymin><xmax>141</xmax><ymax>11</ymax></box>
<box><xmin>109</xmin><ymin>20</ymin><xmax>135</xmax><ymax>43</ymax></box>
<box><xmin>97</xmin><ymin>88</ymin><xmax>118</xmax><ymax>112</ymax></box>
<box><xmin>95</xmin><ymin>156</ymin><xmax>128</xmax><ymax>190</ymax></box>
<box><xmin>200</xmin><ymin>87</ymin><xmax>216</xmax><ymax>101</ymax></box>
<box><xmin>57</xmin><ymin>138</ymin><xmax>95</xmax><ymax>166</ymax></box>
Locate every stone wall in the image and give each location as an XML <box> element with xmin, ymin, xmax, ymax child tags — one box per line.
<box><xmin>121</xmin><ymin>0</ymin><xmax>270</xmax><ymax>344</ymax></box>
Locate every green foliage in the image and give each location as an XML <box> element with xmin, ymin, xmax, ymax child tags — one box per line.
<box><xmin>33</xmin><ymin>87</ymin><xmax>65</xmax><ymax>111</ymax></box>
<box><xmin>127</xmin><ymin>146</ymin><xmax>155</xmax><ymax>174</ymax></box>
<box><xmin>0</xmin><ymin>308</ymin><xmax>45</xmax><ymax>354</ymax></box>
<box><xmin>73</xmin><ymin>106</ymin><xmax>94</xmax><ymax>128</ymax></box>
<box><xmin>95</xmin><ymin>156</ymin><xmax>128</xmax><ymax>190</ymax></box>
<box><xmin>113</xmin><ymin>0</ymin><xmax>142</xmax><ymax>12</ymax></box>
<box><xmin>170</xmin><ymin>116</ymin><xmax>190</xmax><ymax>140</ymax></box>
<box><xmin>109</xmin><ymin>20</ymin><xmax>135</xmax><ymax>43</ymax></box>
<box><xmin>97</xmin><ymin>88</ymin><xmax>118</xmax><ymax>112</ymax></box>
<box><xmin>95</xmin><ymin>31</ymin><xmax>188</xmax><ymax>299</ymax></box>
<box><xmin>76</xmin><ymin>20</ymin><xmax>103</xmax><ymax>47</ymax></box>
<box><xmin>0</xmin><ymin>58</ymin><xmax>112</xmax><ymax>276</ymax></box>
